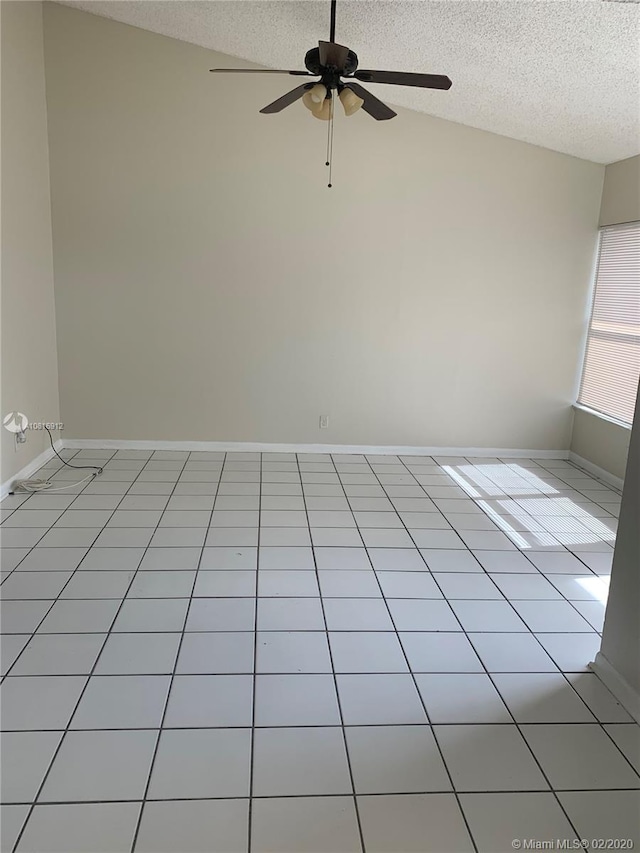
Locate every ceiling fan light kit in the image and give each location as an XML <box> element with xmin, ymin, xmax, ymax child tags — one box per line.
<box><xmin>310</xmin><ymin>82</ymin><xmax>328</xmax><ymax>104</ymax></box>
<box><xmin>310</xmin><ymin>94</ymin><xmax>333</xmax><ymax>121</ymax></box>
<box><xmin>339</xmin><ymin>87</ymin><xmax>365</xmax><ymax>116</ymax></box>
<box><xmin>210</xmin><ymin>0</ymin><xmax>452</xmax><ymax>185</ymax></box>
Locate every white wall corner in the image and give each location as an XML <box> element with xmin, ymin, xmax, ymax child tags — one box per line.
<box><xmin>568</xmin><ymin>451</ymin><xmax>624</xmax><ymax>491</ymax></box>
<box><xmin>0</xmin><ymin>439</ymin><xmax>64</xmax><ymax>500</ymax></box>
<box><xmin>589</xmin><ymin>651</ymin><xmax>640</xmax><ymax>725</ymax></box>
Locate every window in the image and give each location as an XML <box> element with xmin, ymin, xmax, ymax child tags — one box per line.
<box><xmin>578</xmin><ymin>221</ymin><xmax>640</xmax><ymax>426</ymax></box>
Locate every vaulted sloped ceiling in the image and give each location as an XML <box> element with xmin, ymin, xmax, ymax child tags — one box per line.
<box><xmin>59</xmin><ymin>0</ymin><xmax>640</xmax><ymax>163</ymax></box>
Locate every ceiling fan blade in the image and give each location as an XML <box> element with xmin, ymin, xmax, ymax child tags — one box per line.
<box><xmin>210</xmin><ymin>68</ymin><xmax>312</xmax><ymax>76</ymax></box>
<box><xmin>353</xmin><ymin>70</ymin><xmax>452</xmax><ymax>90</ymax></box>
<box><xmin>318</xmin><ymin>40</ymin><xmax>350</xmax><ymax>70</ymax></box>
<box><xmin>259</xmin><ymin>83</ymin><xmax>313</xmax><ymax>114</ymax></box>
<box><xmin>343</xmin><ymin>82</ymin><xmax>396</xmax><ymax>121</ymax></box>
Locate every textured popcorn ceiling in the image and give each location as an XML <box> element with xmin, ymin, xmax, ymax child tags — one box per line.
<box><xmin>58</xmin><ymin>0</ymin><xmax>640</xmax><ymax>163</ymax></box>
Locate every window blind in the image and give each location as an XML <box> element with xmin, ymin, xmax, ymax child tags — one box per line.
<box><xmin>578</xmin><ymin>221</ymin><xmax>640</xmax><ymax>426</ymax></box>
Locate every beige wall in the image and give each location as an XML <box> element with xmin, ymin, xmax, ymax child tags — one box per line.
<box><xmin>1</xmin><ymin>1</ymin><xmax>60</xmax><ymax>486</ymax></box>
<box><xmin>43</xmin><ymin>3</ymin><xmax>604</xmax><ymax>449</ymax></box>
<box><xmin>599</xmin><ymin>155</ymin><xmax>640</xmax><ymax>227</ymax></box>
<box><xmin>571</xmin><ymin>408</ymin><xmax>631</xmax><ymax>482</ymax></box>
<box><xmin>597</xmin><ymin>382</ymin><xmax>640</xmax><ymax>708</ymax></box>
<box><xmin>569</xmin><ymin>154</ymin><xmax>639</xmax><ymax>479</ymax></box>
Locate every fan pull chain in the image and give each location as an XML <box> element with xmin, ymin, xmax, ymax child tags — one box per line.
<box><xmin>325</xmin><ymin>101</ymin><xmax>332</xmax><ymax>168</ymax></box>
<box><xmin>327</xmin><ymin>96</ymin><xmax>335</xmax><ymax>187</ymax></box>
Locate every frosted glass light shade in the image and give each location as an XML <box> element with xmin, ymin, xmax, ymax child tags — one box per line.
<box><xmin>339</xmin><ymin>87</ymin><xmax>364</xmax><ymax>116</ymax></box>
<box><xmin>311</xmin><ymin>97</ymin><xmax>332</xmax><ymax>121</ymax></box>
<box><xmin>302</xmin><ymin>91</ymin><xmax>329</xmax><ymax>118</ymax></box>
<box><xmin>302</xmin><ymin>91</ymin><xmax>317</xmax><ymax>112</ymax></box>
<box><xmin>310</xmin><ymin>83</ymin><xmax>327</xmax><ymax>104</ymax></box>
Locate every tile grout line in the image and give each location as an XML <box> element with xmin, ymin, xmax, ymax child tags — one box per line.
<box><xmin>6</xmin><ymin>783</ymin><xmax>640</xmax><ymax>808</ymax></box>
<box><xmin>5</xmin><ymin>720</ymin><xmax>638</xmax><ymax>732</ymax></box>
<box><xmin>361</xmin><ymin>454</ymin><xmax>483</xmax><ymax>852</ymax></box>
<box><xmin>246</xmin><ymin>452</ymin><xmax>262</xmax><ymax>853</ymax></box>
<box><xmin>296</xmin><ymin>451</ymin><xmax>367</xmax><ymax>853</ymax></box>
<box><xmin>127</xmin><ymin>450</ymin><xmax>222</xmax><ymax>853</ymax></box>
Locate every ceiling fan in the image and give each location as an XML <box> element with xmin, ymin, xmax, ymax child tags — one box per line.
<box><xmin>210</xmin><ymin>0</ymin><xmax>452</xmax><ymax>183</ymax></box>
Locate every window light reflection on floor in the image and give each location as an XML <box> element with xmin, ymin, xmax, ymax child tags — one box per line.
<box><xmin>444</xmin><ymin>464</ymin><xmax>616</xmax><ymax>551</ymax></box>
<box><xmin>476</xmin><ymin>500</ymin><xmax>531</xmax><ymax>549</ymax></box>
<box><xmin>577</xmin><ymin>575</ymin><xmax>610</xmax><ymax>604</ymax></box>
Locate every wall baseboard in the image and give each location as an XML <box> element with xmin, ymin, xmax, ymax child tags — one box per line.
<box><xmin>62</xmin><ymin>438</ymin><xmax>571</xmax><ymax>460</ymax></box>
<box><xmin>0</xmin><ymin>440</ymin><xmax>64</xmax><ymax>500</ymax></box>
<box><xmin>589</xmin><ymin>652</ymin><xmax>640</xmax><ymax>725</ymax></box>
<box><xmin>568</xmin><ymin>451</ymin><xmax>624</xmax><ymax>492</ymax></box>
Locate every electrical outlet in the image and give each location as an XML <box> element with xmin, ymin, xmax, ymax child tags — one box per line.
<box><xmin>319</xmin><ymin>415</ymin><xmax>329</xmax><ymax>429</ymax></box>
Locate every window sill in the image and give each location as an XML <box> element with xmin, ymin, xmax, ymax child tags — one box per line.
<box><xmin>573</xmin><ymin>404</ymin><xmax>632</xmax><ymax>431</ymax></box>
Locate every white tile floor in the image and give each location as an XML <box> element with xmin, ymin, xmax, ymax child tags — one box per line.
<box><xmin>1</xmin><ymin>450</ymin><xmax>638</xmax><ymax>853</ymax></box>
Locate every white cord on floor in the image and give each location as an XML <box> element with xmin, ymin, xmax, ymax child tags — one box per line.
<box><xmin>12</xmin><ymin>473</ymin><xmax>99</xmax><ymax>493</ymax></box>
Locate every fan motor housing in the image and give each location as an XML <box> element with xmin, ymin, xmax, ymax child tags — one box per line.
<box><xmin>304</xmin><ymin>46</ymin><xmax>358</xmax><ymax>79</ymax></box>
